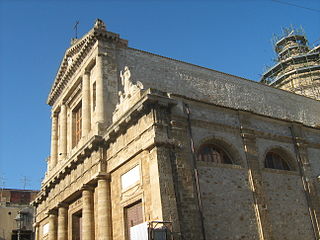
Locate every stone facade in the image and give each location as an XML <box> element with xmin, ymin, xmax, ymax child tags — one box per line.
<box><xmin>33</xmin><ymin>20</ymin><xmax>320</xmax><ymax>240</ymax></box>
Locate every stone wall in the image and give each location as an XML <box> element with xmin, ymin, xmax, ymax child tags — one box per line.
<box><xmin>116</xmin><ymin>48</ymin><xmax>320</xmax><ymax>127</ymax></box>
<box><xmin>166</xmin><ymin>95</ymin><xmax>320</xmax><ymax>239</ymax></box>
<box><xmin>262</xmin><ymin>172</ymin><xmax>314</xmax><ymax>240</ymax></box>
<box><xmin>199</xmin><ymin>166</ymin><xmax>259</xmax><ymax>240</ymax></box>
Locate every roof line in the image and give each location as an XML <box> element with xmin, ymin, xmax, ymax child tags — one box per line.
<box><xmin>127</xmin><ymin>47</ymin><xmax>258</xmax><ymax>83</ymax></box>
<box><xmin>126</xmin><ymin>47</ymin><xmax>320</xmax><ymax>100</ymax></box>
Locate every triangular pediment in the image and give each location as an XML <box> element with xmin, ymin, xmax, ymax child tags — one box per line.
<box><xmin>47</xmin><ymin>28</ymin><xmax>97</xmax><ymax>106</ymax></box>
<box><xmin>47</xmin><ymin>19</ymin><xmax>126</xmax><ymax>106</ymax></box>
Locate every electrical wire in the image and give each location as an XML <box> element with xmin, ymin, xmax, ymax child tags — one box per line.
<box><xmin>271</xmin><ymin>0</ymin><xmax>320</xmax><ymax>13</ymax></box>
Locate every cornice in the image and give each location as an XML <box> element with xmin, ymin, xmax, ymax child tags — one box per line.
<box><xmin>33</xmin><ymin>135</ymin><xmax>104</xmax><ymax>207</ymax></box>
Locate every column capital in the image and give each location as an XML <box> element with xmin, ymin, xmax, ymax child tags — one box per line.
<box><xmin>47</xmin><ymin>208</ymin><xmax>58</xmax><ymax>216</ymax></box>
<box><xmin>81</xmin><ymin>184</ymin><xmax>94</xmax><ymax>192</ymax></box>
<box><xmin>51</xmin><ymin>112</ymin><xmax>58</xmax><ymax>118</ymax></box>
<box><xmin>33</xmin><ymin>222</ymin><xmax>40</xmax><ymax>228</ymax></box>
<box><xmin>57</xmin><ymin>202</ymin><xmax>69</xmax><ymax>209</ymax></box>
<box><xmin>84</xmin><ymin>69</ymin><xmax>91</xmax><ymax>76</ymax></box>
<box><xmin>96</xmin><ymin>173</ymin><xmax>111</xmax><ymax>181</ymax></box>
<box><xmin>60</xmin><ymin>103</ymin><xmax>67</xmax><ymax>108</ymax></box>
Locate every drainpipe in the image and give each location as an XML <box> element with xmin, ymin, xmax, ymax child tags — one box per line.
<box><xmin>183</xmin><ymin>103</ymin><xmax>207</xmax><ymax>240</ymax></box>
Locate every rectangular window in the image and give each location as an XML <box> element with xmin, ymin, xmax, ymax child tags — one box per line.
<box><xmin>72</xmin><ymin>212</ymin><xmax>82</xmax><ymax>240</ymax></box>
<box><xmin>73</xmin><ymin>103</ymin><xmax>82</xmax><ymax>147</ymax></box>
<box><xmin>92</xmin><ymin>82</ymin><xmax>96</xmax><ymax>112</ymax></box>
<box><xmin>125</xmin><ymin>201</ymin><xmax>143</xmax><ymax>240</ymax></box>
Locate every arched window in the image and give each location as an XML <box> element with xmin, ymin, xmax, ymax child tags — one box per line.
<box><xmin>265</xmin><ymin>152</ymin><xmax>291</xmax><ymax>171</ymax></box>
<box><xmin>197</xmin><ymin>144</ymin><xmax>232</xmax><ymax>164</ymax></box>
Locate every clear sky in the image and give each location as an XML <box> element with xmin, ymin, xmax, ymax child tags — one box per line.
<box><xmin>0</xmin><ymin>0</ymin><xmax>319</xmax><ymax>190</ymax></box>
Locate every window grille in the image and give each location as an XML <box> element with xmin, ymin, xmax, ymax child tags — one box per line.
<box><xmin>265</xmin><ymin>152</ymin><xmax>291</xmax><ymax>171</ymax></box>
<box><xmin>197</xmin><ymin>144</ymin><xmax>232</xmax><ymax>164</ymax></box>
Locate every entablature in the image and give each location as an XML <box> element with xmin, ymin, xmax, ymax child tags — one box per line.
<box><xmin>33</xmin><ymin>135</ymin><xmax>104</xmax><ymax>207</ymax></box>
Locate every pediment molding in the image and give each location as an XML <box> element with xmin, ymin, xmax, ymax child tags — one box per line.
<box><xmin>47</xmin><ymin>19</ymin><xmax>128</xmax><ymax>106</ymax></box>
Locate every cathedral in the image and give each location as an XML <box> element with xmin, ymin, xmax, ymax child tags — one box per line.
<box><xmin>33</xmin><ymin>19</ymin><xmax>320</xmax><ymax>240</ymax></box>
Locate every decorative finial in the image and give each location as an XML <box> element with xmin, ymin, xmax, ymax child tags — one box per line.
<box><xmin>94</xmin><ymin>19</ymin><xmax>106</xmax><ymax>30</ymax></box>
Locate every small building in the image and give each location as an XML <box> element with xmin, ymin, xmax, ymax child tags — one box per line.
<box><xmin>0</xmin><ymin>188</ymin><xmax>38</xmax><ymax>240</ymax></box>
<box><xmin>33</xmin><ymin>20</ymin><xmax>320</xmax><ymax>240</ymax></box>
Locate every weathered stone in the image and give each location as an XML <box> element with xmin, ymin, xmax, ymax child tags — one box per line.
<box><xmin>34</xmin><ymin>19</ymin><xmax>320</xmax><ymax>240</ymax></box>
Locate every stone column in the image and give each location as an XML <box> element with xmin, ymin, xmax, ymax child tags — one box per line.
<box><xmin>57</xmin><ymin>205</ymin><xmax>68</xmax><ymax>240</ymax></box>
<box><xmin>59</xmin><ymin>104</ymin><xmax>68</xmax><ymax>160</ymax></box>
<box><xmin>82</xmin><ymin>187</ymin><xmax>94</xmax><ymax>240</ymax></box>
<box><xmin>82</xmin><ymin>71</ymin><xmax>91</xmax><ymax>137</ymax></box>
<box><xmin>34</xmin><ymin>222</ymin><xmax>40</xmax><ymax>240</ymax></box>
<box><xmin>50</xmin><ymin>112</ymin><xmax>58</xmax><ymax>168</ymax></box>
<box><xmin>95</xmin><ymin>54</ymin><xmax>105</xmax><ymax>124</ymax></box>
<box><xmin>97</xmin><ymin>177</ymin><xmax>112</xmax><ymax>240</ymax></box>
<box><xmin>48</xmin><ymin>211</ymin><xmax>57</xmax><ymax>240</ymax></box>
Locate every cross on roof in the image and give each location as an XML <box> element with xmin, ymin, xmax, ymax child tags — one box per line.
<box><xmin>74</xmin><ymin>21</ymin><xmax>80</xmax><ymax>38</ymax></box>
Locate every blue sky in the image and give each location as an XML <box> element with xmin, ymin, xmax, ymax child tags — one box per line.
<box><xmin>0</xmin><ymin>0</ymin><xmax>319</xmax><ymax>190</ymax></box>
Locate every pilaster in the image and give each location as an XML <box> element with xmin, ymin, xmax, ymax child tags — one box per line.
<box><xmin>290</xmin><ymin>123</ymin><xmax>320</xmax><ymax>238</ymax></box>
<box><xmin>59</xmin><ymin>104</ymin><xmax>68</xmax><ymax>160</ymax></box>
<box><xmin>166</xmin><ymin>106</ymin><xmax>201</xmax><ymax>240</ymax></box>
<box><xmin>95</xmin><ymin>54</ymin><xmax>105</xmax><ymax>124</ymax></box>
<box><xmin>82</xmin><ymin>71</ymin><xmax>91</xmax><ymax>137</ymax></box>
<box><xmin>238</xmin><ymin>111</ymin><xmax>273</xmax><ymax>240</ymax></box>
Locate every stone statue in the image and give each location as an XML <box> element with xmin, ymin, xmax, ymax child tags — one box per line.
<box><xmin>118</xmin><ymin>66</ymin><xmax>144</xmax><ymax>105</ymax></box>
<box><xmin>120</xmin><ymin>66</ymin><xmax>132</xmax><ymax>95</ymax></box>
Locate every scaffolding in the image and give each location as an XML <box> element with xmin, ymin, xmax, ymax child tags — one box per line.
<box><xmin>261</xmin><ymin>26</ymin><xmax>320</xmax><ymax>100</ymax></box>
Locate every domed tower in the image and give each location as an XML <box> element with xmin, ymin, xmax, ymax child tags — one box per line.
<box><xmin>261</xmin><ymin>27</ymin><xmax>320</xmax><ymax>100</ymax></box>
